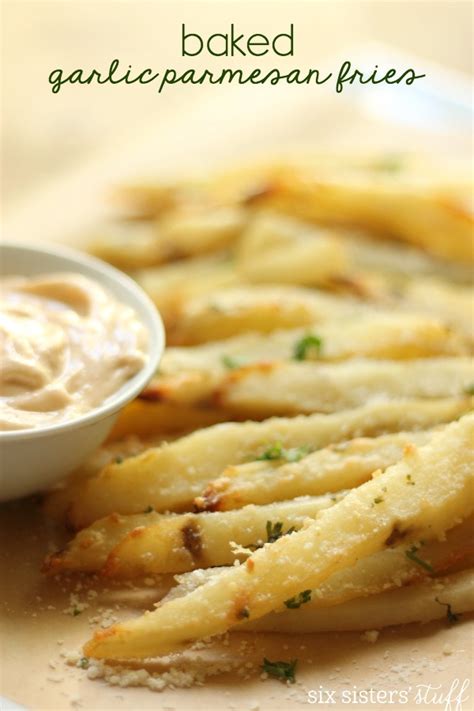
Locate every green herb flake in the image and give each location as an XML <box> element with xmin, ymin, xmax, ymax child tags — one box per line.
<box><xmin>405</xmin><ymin>544</ymin><xmax>434</xmax><ymax>573</ymax></box>
<box><xmin>221</xmin><ymin>354</ymin><xmax>245</xmax><ymax>370</ymax></box>
<box><xmin>256</xmin><ymin>443</ymin><xmax>310</xmax><ymax>463</ymax></box>
<box><xmin>266</xmin><ymin>520</ymin><xmax>296</xmax><ymax>544</ymax></box>
<box><xmin>72</xmin><ymin>607</ymin><xmax>82</xmax><ymax>617</ymax></box>
<box><xmin>79</xmin><ymin>657</ymin><xmax>90</xmax><ymax>669</ymax></box>
<box><xmin>406</xmin><ymin>474</ymin><xmax>415</xmax><ymax>486</ymax></box>
<box><xmin>464</xmin><ymin>384</ymin><xmax>474</xmax><ymax>396</ymax></box>
<box><xmin>373</xmin><ymin>496</ymin><xmax>384</xmax><ymax>505</ymax></box>
<box><xmin>144</xmin><ymin>506</ymin><xmax>154</xmax><ymax>513</ymax></box>
<box><xmin>284</xmin><ymin>589</ymin><xmax>312</xmax><ymax>609</ymax></box>
<box><xmin>293</xmin><ymin>333</ymin><xmax>323</xmax><ymax>361</ymax></box>
<box><xmin>435</xmin><ymin>597</ymin><xmax>461</xmax><ymax>625</ymax></box>
<box><xmin>114</xmin><ymin>455</ymin><xmax>124</xmax><ymax>464</ymax></box>
<box><xmin>262</xmin><ymin>657</ymin><xmax>297</xmax><ymax>684</ymax></box>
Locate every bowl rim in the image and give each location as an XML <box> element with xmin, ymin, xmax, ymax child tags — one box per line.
<box><xmin>0</xmin><ymin>240</ymin><xmax>165</xmax><ymax>441</ymax></box>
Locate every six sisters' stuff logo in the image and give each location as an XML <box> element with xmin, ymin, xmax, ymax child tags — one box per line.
<box><xmin>307</xmin><ymin>679</ymin><xmax>471</xmax><ymax>709</ymax></box>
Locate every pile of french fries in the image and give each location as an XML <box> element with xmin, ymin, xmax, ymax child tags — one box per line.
<box><xmin>44</xmin><ymin>154</ymin><xmax>474</xmax><ymax>664</ymax></box>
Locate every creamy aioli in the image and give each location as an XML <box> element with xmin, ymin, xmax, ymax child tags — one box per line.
<box><xmin>0</xmin><ymin>273</ymin><xmax>148</xmax><ymax>431</ymax></box>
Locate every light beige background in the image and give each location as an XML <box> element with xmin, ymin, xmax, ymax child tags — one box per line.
<box><xmin>2</xmin><ymin>0</ymin><xmax>473</xmax><ymax>206</ymax></box>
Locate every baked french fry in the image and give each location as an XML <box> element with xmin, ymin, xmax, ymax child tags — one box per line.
<box><xmin>245</xmin><ymin>569</ymin><xmax>474</xmax><ymax>632</ymax></box>
<box><xmin>44</xmin><ymin>494</ymin><xmax>343</xmax><ymax>576</ymax></box>
<box><xmin>107</xmin><ymin>512</ymin><xmax>474</xmax><ymax>584</ymax></box>
<box><xmin>55</xmin><ymin>398</ymin><xmax>471</xmax><ymax>528</ymax></box>
<box><xmin>216</xmin><ymin>358</ymin><xmax>473</xmax><ymax>417</ymax></box>
<box><xmin>158</xmin><ymin>206</ymin><xmax>246</xmax><ymax>257</ymax></box>
<box><xmin>84</xmin><ymin>415</ymin><xmax>474</xmax><ymax>659</ymax></box>
<box><xmin>134</xmin><ymin>254</ymin><xmax>240</xmax><ymax>330</ymax></box>
<box><xmin>167</xmin><ymin>285</ymin><xmax>365</xmax><ymax>345</ymax></box>
<box><xmin>194</xmin><ymin>430</ymin><xmax>430</xmax><ymax>511</ymax></box>
<box><xmin>236</xmin><ymin>212</ymin><xmax>348</xmax><ymax>286</ymax></box>
<box><xmin>108</xmin><ymin>400</ymin><xmax>231</xmax><ymax>441</ymax></box>
<box><xmin>400</xmin><ymin>278</ymin><xmax>474</xmax><ymax>344</ymax></box>
<box><xmin>263</xmin><ymin>159</ymin><xmax>474</xmax><ymax>264</ymax></box>
<box><xmin>146</xmin><ymin>317</ymin><xmax>466</xmax><ymax>407</ymax></box>
<box><xmin>87</xmin><ymin>221</ymin><xmax>169</xmax><ymax>270</ymax></box>
<box><xmin>163</xmin><ymin>515</ymin><xmax>474</xmax><ymax>607</ymax></box>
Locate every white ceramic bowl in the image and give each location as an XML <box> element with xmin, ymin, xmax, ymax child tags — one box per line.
<box><xmin>0</xmin><ymin>242</ymin><xmax>165</xmax><ymax>501</ymax></box>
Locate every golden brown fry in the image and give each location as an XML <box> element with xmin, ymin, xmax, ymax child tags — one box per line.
<box><xmin>83</xmin><ymin>415</ymin><xmax>474</xmax><ymax>659</ymax></box>
<box><xmin>194</xmin><ymin>430</ymin><xmax>430</xmax><ymax>511</ymax></box>
<box><xmin>167</xmin><ymin>285</ymin><xmax>364</xmax><ymax>345</ymax></box>
<box><xmin>399</xmin><ymin>278</ymin><xmax>474</xmax><ymax>344</ymax></box>
<box><xmin>216</xmin><ymin>358</ymin><xmax>473</xmax><ymax>417</ymax></box>
<box><xmin>263</xmin><ymin>160</ymin><xmax>474</xmax><ymax>264</ymax></box>
<box><xmin>54</xmin><ymin>399</ymin><xmax>471</xmax><ymax>529</ymax></box>
<box><xmin>236</xmin><ymin>212</ymin><xmax>349</xmax><ymax>286</ymax></box>
<box><xmin>163</xmin><ymin>515</ymin><xmax>474</xmax><ymax>607</ymax></box>
<box><xmin>147</xmin><ymin>316</ymin><xmax>466</xmax><ymax>407</ymax></box>
<box><xmin>245</xmin><ymin>569</ymin><xmax>474</xmax><ymax>632</ymax></box>
<box><xmin>108</xmin><ymin>400</ymin><xmax>232</xmax><ymax>441</ymax></box>
<box><xmin>45</xmin><ymin>495</ymin><xmax>342</xmax><ymax>576</ymax></box>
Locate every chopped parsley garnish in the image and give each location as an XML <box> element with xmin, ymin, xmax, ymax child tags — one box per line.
<box><xmin>405</xmin><ymin>544</ymin><xmax>434</xmax><ymax>573</ymax></box>
<box><xmin>143</xmin><ymin>506</ymin><xmax>154</xmax><ymax>513</ymax></box>
<box><xmin>262</xmin><ymin>658</ymin><xmax>297</xmax><ymax>684</ymax></box>
<box><xmin>221</xmin><ymin>354</ymin><xmax>245</xmax><ymax>370</ymax></box>
<box><xmin>79</xmin><ymin>657</ymin><xmax>90</xmax><ymax>669</ymax></box>
<box><xmin>256</xmin><ymin>442</ymin><xmax>310</xmax><ymax>463</ymax></box>
<box><xmin>406</xmin><ymin>474</ymin><xmax>415</xmax><ymax>486</ymax></box>
<box><xmin>284</xmin><ymin>589</ymin><xmax>312</xmax><ymax>609</ymax></box>
<box><xmin>114</xmin><ymin>456</ymin><xmax>124</xmax><ymax>464</ymax></box>
<box><xmin>266</xmin><ymin>520</ymin><xmax>296</xmax><ymax>544</ymax></box>
<box><xmin>293</xmin><ymin>333</ymin><xmax>323</xmax><ymax>361</ymax></box>
<box><xmin>72</xmin><ymin>607</ymin><xmax>82</xmax><ymax>617</ymax></box>
<box><xmin>373</xmin><ymin>496</ymin><xmax>384</xmax><ymax>505</ymax></box>
<box><xmin>464</xmin><ymin>384</ymin><xmax>474</xmax><ymax>396</ymax></box>
<box><xmin>249</xmin><ymin>520</ymin><xmax>296</xmax><ymax>551</ymax></box>
<box><xmin>435</xmin><ymin>597</ymin><xmax>461</xmax><ymax>625</ymax></box>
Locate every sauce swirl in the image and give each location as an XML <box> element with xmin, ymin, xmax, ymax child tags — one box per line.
<box><xmin>0</xmin><ymin>273</ymin><xmax>148</xmax><ymax>431</ymax></box>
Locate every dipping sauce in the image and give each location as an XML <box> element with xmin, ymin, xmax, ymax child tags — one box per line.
<box><xmin>0</xmin><ymin>273</ymin><xmax>148</xmax><ymax>431</ymax></box>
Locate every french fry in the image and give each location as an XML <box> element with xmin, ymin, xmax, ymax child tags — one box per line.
<box><xmin>400</xmin><ymin>278</ymin><xmax>474</xmax><ymax>344</ymax></box>
<box><xmin>245</xmin><ymin>569</ymin><xmax>474</xmax><ymax>632</ymax></box>
<box><xmin>108</xmin><ymin>506</ymin><xmax>474</xmax><ymax>581</ymax></box>
<box><xmin>146</xmin><ymin>316</ymin><xmax>466</xmax><ymax>407</ymax></box>
<box><xmin>344</xmin><ymin>232</ymin><xmax>473</xmax><ymax>285</ymax></box>
<box><xmin>44</xmin><ymin>494</ymin><xmax>343</xmax><ymax>576</ymax></box>
<box><xmin>111</xmin><ymin>180</ymin><xmax>198</xmax><ymax>218</ymax></box>
<box><xmin>134</xmin><ymin>255</ymin><xmax>240</xmax><ymax>330</ymax></box>
<box><xmin>84</xmin><ymin>415</ymin><xmax>474</xmax><ymax>659</ymax></box>
<box><xmin>194</xmin><ymin>430</ymin><xmax>430</xmax><ymax>511</ymax></box>
<box><xmin>158</xmin><ymin>206</ymin><xmax>246</xmax><ymax>257</ymax></box>
<box><xmin>108</xmin><ymin>400</ymin><xmax>232</xmax><ymax>441</ymax></box>
<box><xmin>216</xmin><ymin>358</ymin><xmax>473</xmax><ymax>417</ymax></box>
<box><xmin>236</xmin><ymin>212</ymin><xmax>349</xmax><ymax>286</ymax></box>
<box><xmin>163</xmin><ymin>515</ymin><xmax>474</xmax><ymax>607</ymax></box>
<box><xmin>167</xmin><ymin>285</ymin><xmax>365</xmax><ymax>345</ymax></box>
<box><xmin>87</xmin><ymin>221</ymin><xmax>170</xmax><ymax>271</ymax></box>
<box><xmin>263</xmin><ymin>160</ymin><xmax>474</xmax><ymax>264</ymax></box>
<box><xmin>56</xmin><ymin>398</ymin><xmax>471</xmax><ymax>528</ymax></box>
